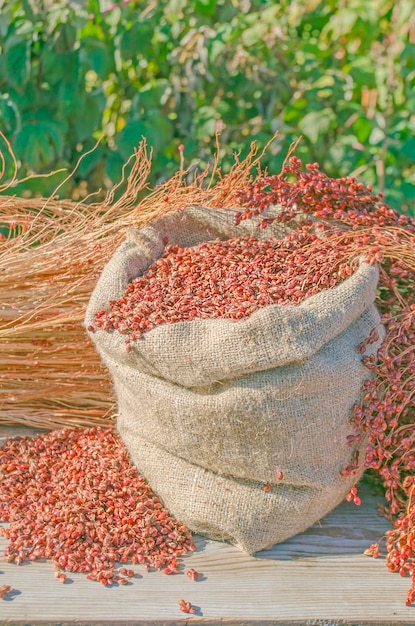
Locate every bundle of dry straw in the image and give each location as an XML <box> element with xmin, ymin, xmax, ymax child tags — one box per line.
<box><xmin>0</xmin><ymin>139</ymin><xmax>268</xmax><ymax>429</ymax></box>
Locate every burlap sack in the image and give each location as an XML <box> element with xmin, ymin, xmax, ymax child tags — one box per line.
<box><xmin>85</xmin><ymin>205</ymin><xmax>383</xmax><ymax>553</ymax></box>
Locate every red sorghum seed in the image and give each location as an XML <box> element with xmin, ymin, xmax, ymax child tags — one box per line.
<box><xmin>178</xmin><ymin>598</ymin><xmax>195</xmax><ymax>613</ymax></box>
<box><xmin>93</xmin><ymin>232</ymin><xmax>359</xmax><ymax>341</ymax></box>
<box><xmin>0</xmin><ymin>584</ymin><xmax>12</xmax><ymax>599</ymax></box>
<box><xmin>55</xmin><ymin>572</ymin><xmax>68</xmax><ymax>583</ymax></box>
<box><xmin>345</xmin><ymin>485</ymin><xmax>362</xmax><ymax>506</ymax></box>
<box><xmin>186</xmin><ymin>567</ymin><xmax>199</xmax><ymax>581</ymax></box>
<box><xmin>0</xmin><ymin>428</ymin><xmax>193</xmax><ymax>586</ymax></box>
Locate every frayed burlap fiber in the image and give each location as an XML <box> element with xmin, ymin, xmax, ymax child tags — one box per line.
<box><xmin>85</xmin><ymin>205</ymin><xmax>383</xmax><ymax>553</ymax></box>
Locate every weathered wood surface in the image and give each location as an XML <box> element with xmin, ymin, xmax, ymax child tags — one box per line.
<box><xmin>1</xmin><ymin>426</ymin><xmax>414</xmax><ymax>625</ymax></box>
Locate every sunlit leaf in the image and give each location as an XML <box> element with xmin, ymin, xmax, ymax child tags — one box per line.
<box><xmin>352</xmin><ymin>117</ymin><xmax>372</xmax><ymax>144</ymax></box>
<box><xmin>298</xmin><ymin>109</ymin><xmax>336</xmax><ymax>143</ymax></box>
<box><xmin>241</xmin><ymin>20</ymin><xmax>269</xmax><ymax>47</ymax></box>
<box><xmin>194</xmin><ymin>0</ymin><xmax>217</xmax><ymax>16</ymax></box>
<box><xmin>322</xmin><ymin>9</ymin><xmax>358</xmax><ymax>40</ymax></box>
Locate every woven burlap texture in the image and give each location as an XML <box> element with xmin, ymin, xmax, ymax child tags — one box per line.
<box><xmin>85</xmin><ymin>205</ymin><xmax>383</xmax><ymax>553</ymax></box>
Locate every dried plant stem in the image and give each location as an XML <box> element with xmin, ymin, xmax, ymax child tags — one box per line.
<box><xmin>1</xmin><ymin>139</ymin><xmax>267</xmax><ymax>429</ymax></box>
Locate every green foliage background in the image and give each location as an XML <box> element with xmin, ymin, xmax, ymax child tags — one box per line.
<box><xmin>0</xmin><ymin>0</ymin><xmax>414</xmax><ymax>212</ymax></box>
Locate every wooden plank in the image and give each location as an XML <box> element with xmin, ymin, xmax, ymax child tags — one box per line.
<box><xmin>1</xmin><ymin>426</ymin><xmax>414</xmax><ymax>624</ymax></box>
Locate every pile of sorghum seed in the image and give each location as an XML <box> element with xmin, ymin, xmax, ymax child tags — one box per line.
<box><xmin>0</xmin><ymin>427</ymin><xmax>195</xmax><ymax>586</ymax></box>
<box><xmin>92</xmin><ymin>231</ymin><xmax>358</xmax><ymax>342</ymax></box>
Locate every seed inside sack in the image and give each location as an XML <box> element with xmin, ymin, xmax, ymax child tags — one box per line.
<box><xmin>0</xmin><ymin>428</ymin><xmax>195</xmax><ymax>586</ymax></box>
<box><xmin>93</xmin><ymin>231</ymin><xmax>358</xmax><ymax>342</ymax></box>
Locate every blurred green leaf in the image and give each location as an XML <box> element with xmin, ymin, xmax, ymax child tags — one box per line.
<box><xmin>74</xmin><ymin>92</ymin><xmax>106</xmax><ymax>141</ymax></box>
<box><xmin>117</xmin><ymin>115</ymin><xmax>174</xmax><ymax>159</ymax></box>
<box><xmin>116</xmin><ymin>120</ymin><xmax>149</xmax><ymax>160</ymax></box>
<box><xmin>76</xmin><ymin>143</ymin><xmax>104</xmax><ymax>178</ymax></box>
<box><xmin>105</xmin><ymin>149</ymin><xmax>126</xmax><ymax>184</ymax></box>
<box><xmin>132</xmin><ymin>80</ymin><xmax>171</xmax><ymax>112</ymax></box>
<box><xmin>194</xmin><ymin>0</ymin><xmax>217</xmax><ymax>16</ymax></box>
<box><xmin>5</xmin><ymin>40</ymin><xmax>30</xmax><ymax>91</ymax></box>
<box><xmin>80</xmin><ymin>37</ymin><xmax>114</xmax><ymax>79</ymax></box>
<box><xmin>401</xmin><ymin>137</ymin><xmax>415</xmax><ymax>161</ymax></box>
<box><xmin>147</xmin><ymin>114</ymin><xmax>174</xmax><ymax>148</ymax></box>
<box><xmin>401</xmin><ymin>181</ymin><xmax>415</xmax><ymax>199</ymax></box>
<box><xmin>369</xmin><ymin>127</ymin><xmax>385</xmax><ymax>145</ymax></box>
<box><xmin>21</xmin><ymin>0</ymin><xmax>36</xmax><ymax>22</ymax></box>
<box><xmin>346</xmin><ymin>58</ymin><xmax>377</xmax><ymax>90</ymax></box>
<box><xmin>119</xmin><ymin>22</ymin><xmax>154</xmax><ymax>60</ymax></box>
<box><xmin>42</xmin><ymin>50</ymin><xmax>79</xmax><ymax>87</ymax></box>
<box><xmin>54</xmin><ymin>22</ymin><xmax>77</xmax><ymax>53</ymax></box>
<box><xmin>0</xmin><ymin>94</ymin><xmax>20</xmax><ymax>133</ymax></box>
<box><xmin>322</xmin><ymin>8</ymin><xmax>358</xmax><ymax>40</ymax></box>
<box><xmin>14</xmin><ymin>119</ymin><xmax>63</xmax><ymax>170</ymax></box>
<box><xmin>298</xmin><ymin>109</ymin><xmax>336</xmax><ymax>143</ymax></box>
<box><xmin>352</xmin><ymin>117</ymin><xmax>372</xmax><ymax>143</ymax></box>
<box><xmin>241</xmin><ymin>20</ymin><xmax>269</xmax><ymax>47</ymax></box>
